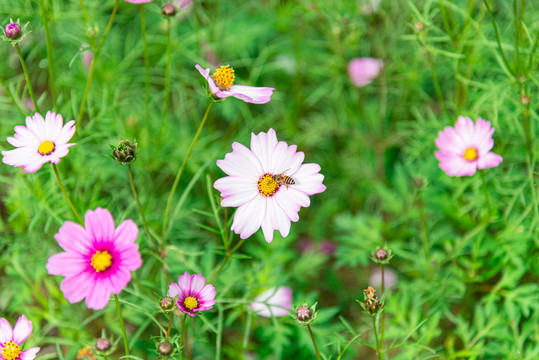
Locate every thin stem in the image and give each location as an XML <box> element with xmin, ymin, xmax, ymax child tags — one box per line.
<box><xmin>483</xmin><ymin>0</ymin><xmax>514</xmax><ymax>76</ymax></box>
<box><xmin>39</xmin><ymin>0</ymin><xmax>57</xmax><ymax>110</ymax></box>
<box><xmin>167</xmin><ymin>312</ymin><xmax>173</xmax><ymax>337</ymax></box>
<box><xmin>140</xmin><ymin>5</ymin><xmax>150</xmax><ymax>116</ymax></box>
<box><xmin>380</xmin><ymin>265</ymin><xmax>385</xmax><ymax>356</ymax></box>
<box><xmin>161</xmin><ymin>17</ymin><xmax>172</xmax><ymax>127</ymax></box>
<box><xmin>15</xmin><ymin>44</ymin><xmax>40</xmax><ymax>114</ymax></box>
<box><xmin>372</xmin><ymin>316</ymin><xmax>383</xmax><ymax>360</ymax></box>
<box><xmin>307</xmin><ymin>325</ymin><xmax>321</xmax><ymax>360</ymax></box>
<box><xmin>76</xmin><ymin>0</ymin><xmax>120</xmax><ymax>125</ymax></box>
<box><xmin>209</xmin><ymin>237</ymin><xmax>247</xmax><ymax>284</ymax></box>
<box><xmin>479</xmin><ymin>170</ymin><xmax>492</xmax><ymax>217</ymax></box>
<box><xmin>417</xmin><ymin>189</ymin><xmax>430</xmax><ymax>259</ymax></box>
<box><xmin>128</xmin><ymin>165</ymin><xmax>158</xmax><ymax>249</ymax></box>
<box><xmin>161</xmin><ymin>102</ymin><xmax>214</xmax><ymax>240</ymax></box>
<box><xmin>79</xmin><ymin>0</ymin><xmax>96</xmax><ymax>48</ymax></box>
<box><xmin>114</xmin><ymin>294</ymin><xmax>130</xmax><ymax>356</ymax></box>
<box><xmin>52</xmin><ymin>164</ymin><xmax>83</xmax><ymax>223</ymax></box>
<box><xmin>179</xmin><ymin>313</ymin><xmax>187</xmax><ymax>360</ymax></box>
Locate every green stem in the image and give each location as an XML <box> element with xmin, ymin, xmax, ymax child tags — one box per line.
<box><xmin>39</xmin><ymin>0</ymin><xmax>57</xmax><ymax>110</ymax></box>
<box><xmin>479</xmin><ymin>170</ymin><xmax>492</xmax><ymax>217</ymax></box>
<box><xmin>52</xmin><ymin>164</ymin><xmax>83</xmax><ymax>223</ymax></box>
<box><xmin>140</xmin><ymin>5</ymin><xmax>150</xmax><ymax>115</ymax></box>
<box><xmin>15</xmin><ymin>44</ymin><xmax>40</xmax><ymax>114</ymax></box>
<box><xmin>417</xmin><ymin>189</ymin><xmax>430</xmax><ymax>259</ymax></box>
<box><xmin>79</xmin><ymin>0</ymin><xmax>96</xmax><ymax>48</ymax></box>
<box><xmin>114</xmin><ymin>294</ymin><xmax>130</xmax><ymax>356</ymax></box>
<box><xmin>307</xmin><ymin>325</ymin><xmax>321</xmax><ymax>360</ymax></box>
<box><xmin>76</xmin><ymin>0</ymin><xmax>119</xmax><ymax>125</ymax></box>
<box><xmin>167</xmin><ymin>312</ymin><xmax>173</xmax><ymax>337</ymax></box>
<box><xmin>161</xmin><ymin>17</ymin><xmax>172</xmax><ymax>126</ymax></box>
<box><xmin>483</xmin><ymin>0</ymin><xmax>514</xmax><ymax>76</ymax></box>
<box><xmin>380</xmin><ymin>265</ymin><xmax>385</xmax><ymax>356</ymax></box>
<box><xmin>179</xmin><ymin>313</ymin><xmax>187</xmax><ymax>360</ymax></box>
<box><xmin>372</xmin><ymin>316</ymin><xmax>383</xmax><ymax>360</ymax></box>
<box><xmin>161</xmin><ymin>102</ymin><xmax>214</xmax><ymax>240</ymax></box>
<box><xmin>209</xmin><ymin>237</ymin><xmax>247</xmax><ymax>284</ymax></box>
<box><xmin>128</xmin><ymin>165</ymin><xmax>157</xmax><ymax>249</ymax></box>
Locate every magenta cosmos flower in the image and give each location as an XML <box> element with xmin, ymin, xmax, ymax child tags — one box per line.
<box><xmin>0</xmin><ymin>315</ymin><xmax>39</xmax><ymax>360</ymax></box>
<box><xmin>46</xmin><ymin>208</ymin><xmax>142</xmax><ymax>310</ymax></box>
<box><xmin>195</xmin><ymin>64</ymin><xmax>274</xmax><ymax>104</ymax></box>
<box><xmin>347</xmin><ymin>57</ymin><xmax>383</xmax><ymax>87</ymax></box>
<box><xmin>2</xmin><ymin>111</ymin><xmax>76</xmax><ymax>173</ymax></box>
<box><xmin>250</xmin><ymin>287</ymin><xmax>293</xmax><ymax>317</ymax></box>
<box><xmin>168</xmin><ymin>272</ymin><xmax>216</xmax><ymax>317</ymax></box>
<box><xmin>214</xmin><ymin>129</ymin><xmax>326</xmax><ymax>243</ymax></box>
<box><xmin>435</xmin><ymin>116</ymin><xmax>503</xmax><ymax>177</ymax></box>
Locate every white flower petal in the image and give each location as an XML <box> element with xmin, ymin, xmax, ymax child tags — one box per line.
<box><xmin>217</xmin><ymin>142</ymin><xmax>263</xmax><ymax>179</ymax></box>
<box><xmin>261</xmin><ymin>197</ymin><xmax>291</xmax><ymax>243</ymax></box>
<box><xmin>250</xmin><ymin>129</ymin><xmax>278</xmax><ymax>172</ymax></box>
<box><xmin>270</xmin><ymin>141</ymin><xmax>305</xmax><ymax>175</ymax></box>
<box><xmin>214</xmin><ymin>176</ymin><xmax>258</xmax><ymax>207</ymax></box>
<box><xmin>231</xmin><ymin>195</ymin><xmax>266</xmax><ymax>239</ymax></box>
<box><xmin>293</xmin><ymin>163</ymin><xmax>326</xmax><ymax>195</ymax></box>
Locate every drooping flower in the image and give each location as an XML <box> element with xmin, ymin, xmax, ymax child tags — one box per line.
<box><xmin>435</xmin><ymin>116</ymin><xmax>503</xmax><ymax>177</ymax></box>
<box><xmin>46</xmin><ymin>208</ymin><xmax>142</xmax><ymax>310</ymax></box>
<box><xmin>250</xmin><ymin>287</ymin><xmax>293</xmax><ymax>317</ymax></box>
<box><xmin>168</xmin><ymin>272</ymin><xmax>216</xmax><ymax>317</ymax></box>
<box><xmin>0</xmin><ymin>315</ymin><xmax>40</xmax><ymax>360</ymax></box>
<box><xmin>2</xmin><ymin>111</ymin><xmax>76</xmax><ymax>173</ymax></box>
<box><xmin>214</xmin><ymin>129</ymin><xmax>326</xmax><ymax>243</ymax></box>
<box><xmin>347</xmin><ymin>57</ymin><xmax>383</xmax><ymax>87</ymax></box>
<box><xmin>195</xmin><ymin>64</ymin><xmax>274</xmax><ymax>104</ymax></box>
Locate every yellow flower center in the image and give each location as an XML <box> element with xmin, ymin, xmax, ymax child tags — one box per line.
<box><xmin>258</xmin><ymin>174</ymin><xmax>280</xmax><ymax>197</ymax></box>
<box><xmin>211</xmin><ymin>65</ymin><xmax>235</xmax><ymax>90</ymax></box>
<box><xmin>463</xmin><ymin>147</ymin><xmax>478</xmax><ymax>161</ymax></box>
<box><xmin>184</xmin><ymin>296</ymin><xmax>198</xmax><ymax>310</ymax></box>
<box><xmin>91</xmin><ymin>251</ymin><xmax>112</xmax><ymax>272</ymax></box>
<box><xmin>2</xmin><ymin>340</ymin><xmax>21</xmax><ymax>360</ymax></box>
<box><xmin>38</xmin><ymin>140</ymin><xmax>55</xmax><ymax>155</ymax></box>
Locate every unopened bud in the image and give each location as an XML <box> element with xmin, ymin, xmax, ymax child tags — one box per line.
<box><xmin>162</xmin><ymin>4</ymin><xmax>176</xmax><ymax>16</ymax></box>
<box><xmin>112</xmin><ymin>139</ymin><xmax>137</xmax><ymax>166</ymax></box>
<box><xmin>160</xmin><ymin>296</ymin><xmax>174</xmax><ymax>311</ymax></box>
<box><xmin>158</xmin><ymin>341</ymin><xmax>173</xmax><ymax>356</ymax></box>
<box><xmin>4</xmin><ymin>23</ymin><xmax>20</xmax><ymax>39</ymax></box>
<box><xmin>414</xmin><ymin>21</ymin><xmax>425</xmax><ymax>33</ymax></box>
<box><xmin>296</xmin><ymin>305</ymin><xmax>311</xmax><ymax>321</ymax></box>
<box><xmin>95</xmin><ymin>338</ymin><xmax>111</xmax><ymax>352</ymax></box>
<box><xmin>520</xmin><ymin>94</ymin><xmax>530</xmax><ymax>105</ymax></box>
<box><xmin>375</xmin><ymin>248</ymin><xmax>388</xmax><ymax>261</ymax></box>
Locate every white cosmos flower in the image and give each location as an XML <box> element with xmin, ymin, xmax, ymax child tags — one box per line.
<box><xmin>250</xmin><ymin>287</ymin><xmax>293</xmax><ymax>317</ymax></box>
<box><xmin>214</xmin><ymin>129</ymin><xmax>326</xmax><ymax>243</ymax></box>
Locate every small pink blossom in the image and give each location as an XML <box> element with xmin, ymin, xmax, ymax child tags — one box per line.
<box><xmin>124</xmin><ymin>0</ymin><xmax>153</xmax><ymax>3</ymax></box>
<box><xmin>168</xmin><ymin>272</ymin><xmax>216</xmax><ymax>317</ymax></box>
<box><xmin>250</xmin><ymin>287</ymin><xmax>292</xmax><ymax>317</ymax></box>
<box><xmin>370</xmin><ymin>268</ymin><xmax>397</xmax><ymax>290</ymax></box>
<box><xmin>46</xmin><ymin>208</ymin><xmax>142</xmax><ymax>310</ymax></box>
<box><xmin>2</xmin><ymin>111</ymin><xmax>76</xmax><ymax>173</ymax></box>
<box><xmin>214</xmin><ymin>129</ymin><xmax>326</xmax><ymax>243</ymax></box>
<box><xmin>195</xmin><ymin>64</ymin><xmax>274</xmax><ymax>104</ymax></box>
<box><xmin>0</xmin><ymin>315</ymin><xmax>40</xmax><ymax>360</ymax></box>
<box><xmin>347</xmin><ymin>57</ymin><xmax>383</xmax><ymax>87</ymax></box>
<box><xmin>435</xmin><ymin>116</ymin><xmax>503</xmax><ymax>177</ymax></box>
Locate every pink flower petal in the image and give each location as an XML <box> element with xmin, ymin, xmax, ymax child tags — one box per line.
<box><xmin>214</xmin><ymin>176</ymin><xmax>258</xmax><ymax>207</ymax></box>
<box><xmin>218</xmin><ymin>85</ymin><xmax>274</xmax><ymax>104</ymax></box>
<box><xmin>46</xmin><ymin>252</ymin><xmax>88</xmax><ymax>277</ymax></box>
<box><xmin>19</xmin><ymin>347</ymin><xmax>40</xmax><ymax>360</ymax></box>
<box><xmin>250</xmin><ymin>129</ymin><xmax>278</xmax><ymax>172</ymax></box>
<box><xmin>169</xmin><ymin>282</ymin><xmax>182</xmax><ymax>299</ymax></box>
<box><xmin>54</xmin><ymin>221</ymin><xmax>92</xmax><ymax>255</ymax></box>
<box><xmin>198</xmin><ymin>284</ymin><xmax>216</xmax><ymax>304</ymax></box>
<box><xmin>0</xmin><ymin>318</ymin><xmax>13</xmax><ymax>344</ymax></box>
<box><xmin>274</xmin><ymin>188</ymin><xmax>309</xmax><ymax>222</ymax></box>
<box><xmin>84</xmin><ymin>208</ymin><xmax>116</xmax><ymax>246</ymax></box>
<box><xmin>251</xmin><ymin>287</ymin><xmax>292</xmax><ymax>317</ymax></box>
<box><xmin>60</xmin><ymin>271</ymin><xmax>95</xmax><ymax>304</ymax></box>
<box><xmin>113</xmin><ymin>219</ymin><xmax>139</xmax><ymax>248</ymax></box>
<box><xmin>124</xmin><ymin>0</ymin><xmax>153</xmax><ymax>3</ymax></box>
<box><xmin>195</xmin><ymin>64</ymin><xmax>221</xmax><ymax>95</ymax></box>
<box><xmin>477</xmin><ymin>152</ymin><xmax>503</xmax><ymax>170</ymax></box>
<box><xmin>216</xmin><ymin>142</ymin><xmax>263</xmax><ymax>179</ymax></box>
<box><xmin>85</xmin><ymin>277</ymin><xmax>112</xmax><ymax>310</ymax></box>
<box><xmin>292</xmin><ymin>163</ymin><xmax>326</xmax><ymax>195</ymax></box>
<box><xmin>269</xmin><ymin>142</ymin><xmax>304</xmax><ymax>175</ymax></box>
<box><xmin>348</xmin><ymin>58</ymin><xmax>383</xmax><ymax>87</ymax></box>
<box><xmin>189</xmin><ymin>273</ymin><xmax>206</xmax><ymax>296</ymax></box>
<box><xmin>13</xmin><ymin>315</ymin><xmax>32</xmax><ymax>345</ymax></box>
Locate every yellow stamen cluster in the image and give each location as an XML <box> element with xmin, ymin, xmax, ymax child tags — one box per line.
<box><xmin>91</xmin><ymin>251</ymin><xmax>113</xmax><ymax>272</ymax></box>
<box><xmin>2</xmin><ymin>340</ymin><xmax>22</xmax><ymax>360</ymax></box>
<box><xmin>184</xmin><ymin>296</ymin><xmax>198</xmax><ymax>310</ymax></box>
<box><xmin>38</xmin><ymin>140</ymin><xmax>55</xmax><ymax>155</ymax></box>
<box><xmin>463</xmin><ymin>147</ymin><xmax>478</xmax><ymax>161</ymax></box>
<box><xmin>211</xmin><ymin>65</ymin><xmax>235</xmax><ymax>90</ymax></box>
<box><xmin>258</xmin><ymin>174</ymin><xmax>280</xmax><ymax>197</ymax></box>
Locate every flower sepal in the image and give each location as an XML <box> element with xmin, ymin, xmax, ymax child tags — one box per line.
<box><xmin>110</xmin><ymin>139</ymin><xmax>138</xmax><ymax>166</ymax></box>
<box><xmin>291</xmin><ymin>302</ymin><xmax>318</xmax><ymax>326</ymax></box>
<box><xmin>2</xmin><ymin>19</ymin><xmax>30</xmax><ymax>46</ymax></box>
<box><xmin>93</xmin><ymin>331</ymin><xmax>118</xmax><ymax>358</ymax></box>
<box><xmin>370</xmin><ymin>245</ymin><xmax>393</xmax><ymax>265</ymax></box>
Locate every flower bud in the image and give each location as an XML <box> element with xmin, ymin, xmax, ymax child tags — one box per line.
<box><xmin>292</xmin><ymin>302</ymin><xmax>318</xmax><ymax>326</ymax></box>
<box><xmin>158</xmin><ymin>341</ymin><xmax>173</xmax><ymax>356</ymax></box>
<box><xmin>111</xmin><ymin>139</ymin><xmax>137</xmax><ymax>166</ymax></box>
<box><xmin>296</xmin><ymin>305</ymin><xmax>311</xmax><ymax>321</ymax></box>
<box><xmin>374</xmin><ymin>248</ymin><xmax>387</xmax><ymax>261</ymax></box>
<box><xmin>520</xmin><ymin>94</ymin><xmax>530</xmax><ymax>105</ymax></box>
<box><xmin>162</xmin><ymin>4</ymin><xmax>176</xmax><ymax>16</ymax></box>
<box><xmin>414</xmin><ymin>21</ymin><xmax>425</xmax><ymax>33</ymax></box>
<box><xmin>4</xmin><ymin>23</ymin><xmax>20</xmax><ymax>39</ymax></box>
<box><xmin>160</xmin><ymin>296</ymin><xmax>174</xmax><ymax>311</ymax></box>
<box><xmin>95</xmin><ymin>338</ymin><xmax>111</xmax><ymax>352</ymax></box>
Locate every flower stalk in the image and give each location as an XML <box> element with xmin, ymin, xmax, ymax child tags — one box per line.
<box><xmin>52</xmin><ymin>163</ymin><xmax>83</xmax><ymax>223</ymax></box>
<box><xmin>140</xmin><ymin>4</ymin><xmax>150</xmax><ymax>114</ymax></box>
<box><xmin>480</xmin><ymin>171</ymin><xmax>492</xmax><ymax>217</ymax></box>
<box><xmin>161</xmin><ymin>17</ymin><xmax>172</xmax><ymax>127</ymax></box>
<box><xmin>114</xmin><ymin>294</ymin><xmax>130</xmax><ymax>356</ymax></box>
<box><xmin>380</xmin><ymin>265</ymin><xmax>385</xmax><ymax>357</ymax></box>
<box><xmin>307</xmin><ymin>324</ymin><xmax>321</xmax><ymax>360</ymax></box>
<box><xmin>15</xmin><ymin>44</ymin><xmax>40</xmax><ymax>113</ymax></box>
<box><xmin>39</xmin><ymin>0</ymin><xmax>57</xmax><ymax>110</ymax></box>
<box><xmin>128</xmin><ymin>165</ymin><xmax>157</xmax><ymax>249</ymax></box>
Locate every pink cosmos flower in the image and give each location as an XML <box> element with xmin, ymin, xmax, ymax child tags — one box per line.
<box><xmin>46</xmin><ymin>208</ymin><xmax>142</xmax><ymax>310</ymax></box>
<box><xmin>168</xmin><ymin>272</ymin><xmax>216</xmax><ymax>317</ymax></box>
<box><xmin>214</xmin><ymin>129</ymin><xmax>326</xmax><ymax>243</ymax></box>
<box><xmin>2</xmin><ymin>111</ymin><xmax>76</xmax><ymax>173</ymax></box>
<box><xmin>347</xmin><ymin>57</ymin><xmax>383</xmax><ymax>87</ymax></box>
<box><xmin>195</xmin><ymin>64</ymin><xmax>274</xmax><ymax>104</ymax></box>
<box><xmin>0</xmin><ymin>315</ymin><xmax>40</xmax><ymax>360</ymax></box>
<box><xmin>435</xmin><ymin>116</ymin><xmax>503</xmax><ymax>177</ymax></box>
<box><xmin>250</xmin><ymin>287</ymin><xmax>293</xmax><ymax>317</ymax></box>
<box><xmin>124</xmin><ymin>0</ymin><xmax>152</xmax><ymax>3</ymax></box>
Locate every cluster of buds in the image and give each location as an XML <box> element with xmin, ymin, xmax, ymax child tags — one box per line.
<box><xmin>111</xmin><ymin>139</ymin><xmax>138</xmax><ymax>166</ymax></box>
<box><xmin>362</xmin><ymin>286</ymin><xmax>383</xmax><ymax>315</ymax></box>
<box><xmin>2</xmin><ymin>19</ymin><xmax>30</xmax><ymax>46</ymax></box>
<box><xmin>371</xmin><ymin>246</ymin><xmax>393</xmax><ymax>265</ymax></box>
<box><xmin>291</xmin><ymin>302</ymin><xmax>318</xmax><ymax>326</ymax></box>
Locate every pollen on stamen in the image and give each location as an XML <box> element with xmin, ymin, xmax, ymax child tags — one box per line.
<box><xmin>257</xmin><ymin>173</ymin><xmax>280</xmax><ymax>197</ymax></box>
<box><xmin>38</xmin><ymin>140</ymin><xmax>55</xmax><ymax>156</ymax></box>
<box><xmin>184</xmin><ymin>296</ymin><xmax>198</xmax><ymax>310</ymax></box>
<box><xmin>211</xmin><ymin>65</ymin><xmax>235</xmax><ymax>90</ymax></box>
<box><xmin>2</xmin><ymin>340</ymin><xmax>22</xmax><ymax>360</ymax></box>
<box><xmin>91</xmin><ymin>251</ymin><xmax>113</xmax><ymax>272</ymax></box>
<box><xmin>463</xmin><ymin>147</ymin><xmax>478</xmax><ymax>161</ymax></box>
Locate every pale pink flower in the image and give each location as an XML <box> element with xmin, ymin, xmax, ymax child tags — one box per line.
<box><xmin>124</xmin><ymin>0</ymin><xmax>152</xmax><ymax>3</ymax></box>
<box><xmin>435</xmin><ymin>116</ymin><xmax>503</xmax><ymax>177</ymax></box>
<box><xmin>370</xmin><ymin>268</ymin><xmax>397</xmax><ymax>290</ymax></box>
<box><xmin>0</xmin><ymin>315</ymin><xmax>40</xmax><ymax>360</ymax></box>
<box><xmin>250</xmin><ymin>287</ymin><xmax>292</xmax><ymax>317</ymax></box>
<box><xmin>168</xmin><ymin>272</ymin><xmax>216</xmax><ymax>317</ymax></box>
<box><xmin>347</xmin><ymin>57</ymin><xmax>383</xmax><ymax>87</ymax></box>
<box><xmin>2</xmin><ymin>111</ymin><xmax>76</xmax><ymax>173</ymax></box>
<box><xmin>214</xmin><ymin>129</ymin><xmax>326</xmax><ymax>243</ymax></box>
<box><xmin>46</xmin><ymin>208</ymin><xmax>142</xmax><ymax>310</ymax></box>
<box><xmin>195</xmin><ymin>64</ymin><xmax>274</xmax><ymax>104</ymax></box>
